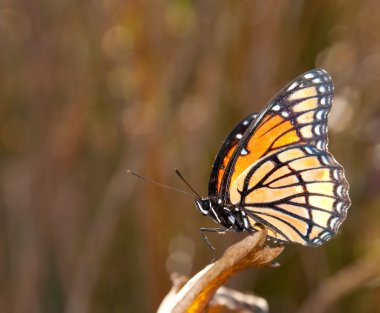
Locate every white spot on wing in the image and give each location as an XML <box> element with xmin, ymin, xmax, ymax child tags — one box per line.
<box><xmin>304</xmin><ymin>147</ymin><xmax>314</xmax><ymax>154</ymax></box>
<box><xmin>320</xmin><ymin>97</ymin><xmax>326</xmax><ymax>105</ymax></box>
<box><xmin>314</xmin><ymin>124</ymin><xmax>322</xmax><ymax>136</ymax></box>
<box><xmin>317</xmin><ymin>141</ymin><xmax>324</xmax><ymax>150</ymax></box>
<box><xmin>312</xmin><ymin>78</ymin><xmax>321</xmax><ymax>83</ymax></box>
<box><xmin>287</xmin><ymin>82</ymin><xmax>298</xmax><ymax>91</ymax></box>
<box><xmin>241</xmin><ymin>148</ymin><xmax>248</xmax><ymax>155</ymax></box>
<box><xmin>337</xmin><ymin>185</ymin><xmax>344</xmax><ymax>197</ymax></box>
<box><xmin>319</xmin><ymin>86</ymin><xmax>326</xmax><ymax>93</ymax></box>
<box><xmin>281</xmin><ymin>111</ymin><xmax>289</xmax><ymax>118</ymax></box>
<box><xmin>304</xmin><ymin>73</ymin><xmax>314</xmax><ymax>79</ymax></box>
<box><xmin>333</xmin><ymin>169</ymin><xmax>340</xmax><ymax>180</ymax></box>
<box><xmin>236</xmin><ymin>133</ymin><xmax>243</xmax><ymax>139</ymax></box>
<box><xmin>321</xmin><ymin>155</ymin><xmax>329</xmax><ymax>165</ymax></box>
<box><xmin>243</xmin><ymin>120</ymin><xmax>249</xmax><ymax>126</ymax></box>
<box><xmin>316</xmin><ymin>110</ymin><xmax>324</xmax><ymax>120</ymax></box>
<box><xmin>336</xmin><ymin>202</ymin><xmax>343</xmax><ymax>213</ymax></box>
<box><xmin>320</xmin><ymin>231</ymin><xmax>332</xmax><ymax>241</ymax></box>
<box><xmin>272</xmin><ymin>104</ymin><xmax>281</xmax><ymax>111</ymax></box>
<box><xmin>330</xmin><ymin>217</ymin><xmax>341</xmax><ymax>231</ymax></box>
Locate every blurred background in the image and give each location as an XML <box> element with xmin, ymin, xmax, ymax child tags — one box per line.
<box><xmin>1</xmin><ymin>0</ymin><xmax>380</xmax><ymax>312</ymax></box>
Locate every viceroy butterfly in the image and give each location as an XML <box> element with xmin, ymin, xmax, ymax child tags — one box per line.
<box><xmin>195</xmin><ymin>69</ymin><xmax>350</xmax><ymax>248</ymax></box>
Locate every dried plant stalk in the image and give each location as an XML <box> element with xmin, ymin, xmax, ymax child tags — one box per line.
<box><xmin>296</xmin><ymin>255</ymin><xmax>380</xmax><ymax>313</ymax></box>
<box><xmin>159</xmin><ymin>228</ymin><xmax>284</xmax><ymax>313</ymax></box>
<box><xmin>160</xmin><ymin>273</ymin><xmax>269</xmax><ymax>313</ymax></box>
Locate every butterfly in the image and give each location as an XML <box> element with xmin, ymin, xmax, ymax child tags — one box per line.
<box><xmin>195</xmin><ymin>69</ymin><xmax>350</xmax><ymax>249</ymax></box>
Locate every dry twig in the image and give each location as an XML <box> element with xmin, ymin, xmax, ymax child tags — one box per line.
<box><xmin>296</xmin><ymin>255</ymin><xmax>380</xmax><ymax>313</ymax></box>
<box><xmin>158</xmin><ymin>228</ymin><xmax>284</xmax><ymax>313</ymax></box>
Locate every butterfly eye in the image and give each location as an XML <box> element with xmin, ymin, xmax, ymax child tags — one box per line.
<box><xmin>195</xmin><ymin>199</ymin><xmax>212</xmax><ymax>216</ymax></box>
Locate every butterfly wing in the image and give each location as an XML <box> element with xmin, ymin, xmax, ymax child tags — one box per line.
<box><xmin>231</xmin><ymin>144</ymin><xmax>350</xmax><ymax>245</ymax></box>
<box><xmin>220</xmin><ymin>69</ymin><xmax>335</xmax><ymax>201</ymax></box>
<box><xmin>208</xmin><ymin>112</ymin><xmax>258</xmax><ymax>197</ymax></box>
<box><xmin>216</xmin><ymin>69</ymin><xmax>350</xmax><ymax>245</ymax></box>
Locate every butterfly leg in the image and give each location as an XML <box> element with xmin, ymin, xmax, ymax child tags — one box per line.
<box><xmin>200</xmin><ymin>227</ymin><xmax>228</xmax><ymax>262</ymax></box>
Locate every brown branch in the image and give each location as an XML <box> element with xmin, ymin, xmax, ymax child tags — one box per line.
<box><xmin>158</xmin><ymin>229</ymin><xmax>284</xmax><ymax>313</ymax></box>
<box><xmin>209</xmin><ymin>285</ymin><xmax>269</xmax><ymax>313</ymax></box>
<box><xmin>160</xmin><ymin>273</ymin><xmax>269</xmax><ymax>313</ymax></box>
<box><xmin>296</xmin><ymin>255</ymin><xmax>380</xmax><ymax>313</ymax></box>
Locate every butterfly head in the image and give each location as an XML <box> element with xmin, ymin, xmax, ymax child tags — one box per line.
<box><xmin>194</xmin><ymin>198</ymin><xmax>213</xmax><ymax>216</ymax></box>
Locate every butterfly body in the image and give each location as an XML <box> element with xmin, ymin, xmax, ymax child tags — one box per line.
<box><xmin>195</xmin><ymin>198</ymin><xmax>250</xmax><ymax>232</ymax></box>
<box><xmin>196</xmin><ymin>69</ymin><xmax>351</xmax><ymax>248</ymax></box>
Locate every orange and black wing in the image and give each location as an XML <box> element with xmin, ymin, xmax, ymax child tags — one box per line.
<box><xmin>220</xmin><ymin>69</ymin><xmax>335</xmax><ymax>200</ymax></box>
<box><xmin>208</xmin><ymin>112</ymin><xmax>258</xmax><ymax>197</ymax></box>
<box><xmin>217</xmin><ymin>69</ymin><xmax>350</xmax><ymax>245</ymax></box>
<box><xmin>231</xmin><ymin>144</ymin><xmax>350</xmax><ymax>245</ymax></box>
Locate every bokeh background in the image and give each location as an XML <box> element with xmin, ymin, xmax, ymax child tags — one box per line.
<box><xmin>1</xmin><ymin>0</ymin><xmax>380</xmax><ymax>312</ymax></box>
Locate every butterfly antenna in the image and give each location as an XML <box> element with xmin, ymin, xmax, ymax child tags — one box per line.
<box><xmin>126</xmin><ymin>170</ymin><xmax>195</xmax><ymax>198</ymax></box>
<box><xmin>174</xmin><ymin>169</ymin><xmax>202</xmax><ymax>198</ymax></box>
